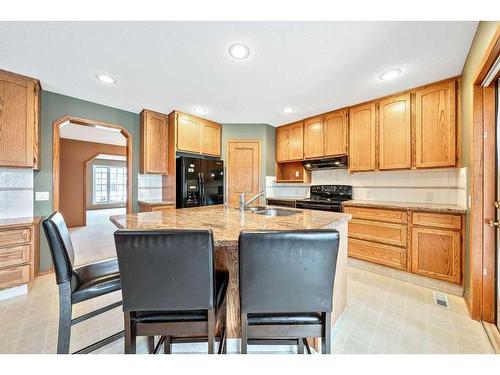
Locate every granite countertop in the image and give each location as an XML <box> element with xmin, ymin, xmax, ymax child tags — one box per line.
<box><xmin>111</xmin><ymin>204</ymin><xmax>351</xmax><ymax>247</ymax></box>
<box><xmin>138</xmin><ymin>200</ymin><xmax>176</xmax><ymax>206</ymax></box>
<box><xmin>266</xmin><ymin>196</ymin><xmax>305</xmax><ymax>201</ymax></box>
<box><xmin>342</xmin><ymin>200</ymin><xmax>467</xmax><ymax>214</ymax></box>
<box><xmin>0</xmin><ymin>216</ymin><xmax>41</xmax><ymax>229</ymax></box>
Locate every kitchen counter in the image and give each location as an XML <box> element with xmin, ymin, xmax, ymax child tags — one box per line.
<box><xmin>342</xmin><ymin>200</ymin><xmax>466</xmax><ymax>214</ymax></box>
<box><xmin>0</xmin><ymin>216</ymin><xmax>41</xmax><ymax>229</ymax></box>
<box><xmin>266</xmin><ymin>196</ymin><xmax>303</xmax><ymax>201</ymax></box>
<box><xmin>137</xmin><ymin>199</ymin><xmax>176</xmax><ymax>206</ymax></box>
<box><xmin>110</xmin><ymin>205</ymin><xmax>351</xmax><ymax>338</ymax></box>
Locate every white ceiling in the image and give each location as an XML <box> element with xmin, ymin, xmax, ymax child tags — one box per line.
<box><xmin>60</xmin><ymin>122</ymin><xmax>126</xmax><ymax>146</ymax></box>
<box><xmin>0</xmin><ymin>21</ymin><xmax>477</xmax><ymax>126</ymax></box>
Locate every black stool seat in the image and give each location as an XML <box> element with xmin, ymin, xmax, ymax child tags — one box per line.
<box><xmin>247</xmin><ymin>313</ymin><xmax>322</xmax><ymax>326</ymax></box>
<box><xmin>72</xmin><ymin>259</ymin><xmax>121</xmax><ymax>303</ymax></box>
<box><xmin>134</xmin><ymin>271</ymin><xmax>229</xmax><ymax>324</ymax></box>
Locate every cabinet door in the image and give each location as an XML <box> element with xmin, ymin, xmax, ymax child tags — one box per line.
<box><xmin>411</xmin><ymin>227</ymin><xmax>461</xmax><ymax>284</ymax></box>
<box><xmin>288</xmin><ymin>122</ymin><xmax>304</xmax><ymax>160</ymax></box>
<box><xmin>324</xmin><ymin>109</ymin><xmax>347</xmax><ymax>156</ymax></box>
<box><xmin>379</xmin><ymin>93</ymin><xmax>411</xmax><ymax>170</ymax></box>
<box><xmin>202</xmin><ymin>121</ymin><xmax>221</xmax><ymax>156</ymax></box>
<box><xmin>415</xmin><ymin>81</ymin><xmax>456</xmax><ymax>168</ymax></box>
<box><xmin>177</xmin><ymin>114</ymin><xmax>202</xmax><ymax>153</ymax></box>
<box><xmin>140</xmin><ymin>110</ymin><xmax>168</xmax><ymax>174</ymax></box>
<box><xmin>276</xmin><ymin>126</ymin><xmax>290</xmax><ymax>162</ymax></box>
<box><xmin>0</xmin><ymin>72</ymin><xmax>35</xmax><ymax>167</ymax></box>
<box><xmin>349</xmin><ymin>103</ymin><xmax>376</xmax><ymax>171</ymax></box>
<box><xmin>303</xmin><ymin>116</ymin><xmax>324</xmax><ymax>159</ymax></box>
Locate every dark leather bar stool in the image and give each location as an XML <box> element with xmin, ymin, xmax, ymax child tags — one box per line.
<box><xmin>238</xmin><ymin>229</ymin><xmax>340</xmax><ymax>354</ymax></box>
<box><xmin>114</xmin><ymin>229</ymin><xmax>228</xmax><ymax>354</ymax></box>
<box><xmin>42</xmin><ymin>212</ymin><xmax>123</xmax><ymax>354</ymax></box>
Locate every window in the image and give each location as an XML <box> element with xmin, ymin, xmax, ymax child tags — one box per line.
<box><xmin>93</xmin><ymin>165</ymin><xmax>127</xmax><ymax>204</ymax></box>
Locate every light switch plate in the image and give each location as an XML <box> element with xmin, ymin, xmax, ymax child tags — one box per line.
<box><xmin>35</xmin><ymin>192</ymin><xmax>50</xmax><ymax>201</ymax></box>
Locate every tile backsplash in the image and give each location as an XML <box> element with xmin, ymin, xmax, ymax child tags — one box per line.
<box><xmin>138</xmin><ymin>174</ymin><xmax>163</xmax><ymax>201</ymax></box>
<box><xmin>0</xmin><ymin>168</ymin><xmax>34</xmax><ymax>219</ymax></box>
<box><xmin>267</xmin><ymin>168</ymin><xmax>468</xmax><ymax>207</ymax></box>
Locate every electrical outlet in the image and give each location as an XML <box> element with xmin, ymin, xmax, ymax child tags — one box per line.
<box><xmin>295</xmin><ymin>170</ymin><xmax>300</xmax><ymax>178</ymax></box>
<box><xmin>35</xmin><ymin>192</ymin><xmax>49</xmax><ymax>201</ymax></box>
<box><xmin>425</xmin><ymin>192</ymin><xmax>434</xmax><ymax>202</ymax></box>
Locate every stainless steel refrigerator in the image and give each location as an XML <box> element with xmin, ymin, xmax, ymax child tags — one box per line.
<box><xmin>176</xmin><ymin>156</ymin><xmax>224</xmax><ymax>208</ymax></box>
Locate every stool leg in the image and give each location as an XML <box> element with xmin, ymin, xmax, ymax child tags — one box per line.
<box><xmin>147</xmin><ymin>336</ymin><xmax>155</xmax><ymax>354</ymax></box>
<box><xmin>297</xmin><ymin>338</ymin><xmax>304</xmax><ymax>354</ymax></box>
<box><xmin>57</xmin><ymin>282</ymin><xmax>72</xmax><ymax>354</ymax></box>
<box><xmin>163</xmin><ymin>336</ymin><xmax>171</xmax><ymax>354</ymax></box>
<box><xmin>240</xmin><ymin>313</ymin><xmax>248</xmax><ymax>354</ymax></box>
<box><xmin>208</xmin><ymin>309</ymin><xmax>215</xmax><ymax>354</ymax></box>
<box><xmin>124</xmin><ymin>312</ymin><xmax>136</xmax><ymax>354</ymax></box>
<box><xmin>322</xmin><ymin>313</ymin><xmax>332</xmax><ymax>354</ymax></box>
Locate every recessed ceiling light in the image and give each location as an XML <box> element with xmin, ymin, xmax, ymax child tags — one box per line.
<box><xmin>95</xmin><ymin>73</ymin><xmax>117</xmax><ymax>84</ymax></box>
<box><xmin>228</xmin><ymin>43</ymin><xmax>250</xmax><ymax>60</ymax></box>
<box><xmin>379</xmin><ymin>68</ymin><xmax>402</xmax><ymax>81</ymax></box>
<box><xmin>282</xmin><ymin>107</ymin><xmax>293</xmax><ymax>114</ymax></box>
<box><xmin>193</xmin><ymin>106</ymin><xmax>208</xmax><ymax>115</ymax></box>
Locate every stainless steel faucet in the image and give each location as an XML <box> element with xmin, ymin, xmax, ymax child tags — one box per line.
<box><xmin>239</xmin><ymin>191</ymin><xmax>266</xmax><ymax>211</ymax></box>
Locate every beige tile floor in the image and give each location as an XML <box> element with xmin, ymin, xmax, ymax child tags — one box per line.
<box><xmin>0</xmin><ymin>266</ymin><xmax>493</xmax><ymax>354</ymax></box>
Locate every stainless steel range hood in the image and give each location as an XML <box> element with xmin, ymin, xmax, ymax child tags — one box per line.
<box><xmin>302</xmin><ymin>155</ymin><xmax>348</xmax><ymax>170</ymax></box>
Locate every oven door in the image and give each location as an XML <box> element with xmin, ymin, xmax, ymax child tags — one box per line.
<box><xmin>296</xmin><ymin>201</ymin><xmax>342</xmax><ymax>212</ymax></box>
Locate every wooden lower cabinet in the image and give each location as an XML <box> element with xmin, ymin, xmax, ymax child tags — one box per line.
<box><xmin>138</xmin><ymin>202</ymin><xmax>175</xmax><ymax>212</ymax></box>
<box><xmin>348</xmin><ymin>238</ymin><xmax>407</xmax><ymax>270</ymax></box>
<box><xmin>0</xmin><ymin>220</ymin><xmax>39</xmax><ymax>291</ymax></box>
<box><xmin>411</xmin><ymin>225</ymin><xmax>461</xmax><ymax>284</ymax></box>
<box><xmin>344</xmin><ymin>205</ymin><xmax>464</xmax><ymax>285</ymax></box>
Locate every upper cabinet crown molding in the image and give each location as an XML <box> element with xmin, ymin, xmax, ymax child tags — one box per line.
<box><xmin>349</xmin><ymin>102</ymin><xmax>376</xmax><ymax>172</ymax></box>
<box><xmin>140</xmin><ymin>109</ymin><xmax>168</xmax><ymax>174</ymax></box>
<box><xmin>0</xmin><ymin>69</ymin><xmax>41</xmax><ymax>169</ymax></box>
<box><xmin>414</xmin><ymin>80</ymin><xmax>457</xmax><ymax>169</ymax></box>
<box><xmin>172</xmin><ymin>111</ymin><xmax>221</xmax><ymax>157</ymax></box>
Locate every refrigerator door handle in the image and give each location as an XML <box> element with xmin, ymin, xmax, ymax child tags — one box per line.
<box><xmin>200</xmin><ymin>172</ymin><xmax>205</xmax><ymax>205</ymax></box>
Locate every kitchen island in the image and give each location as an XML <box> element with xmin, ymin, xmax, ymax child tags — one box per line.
<box><xmin>110</xmin><ymin>205</ymin><xmax>351</xmax><ymax>338</ymax></box>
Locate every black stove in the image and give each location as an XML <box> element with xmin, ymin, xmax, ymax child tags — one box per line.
<box><xmin>296</xmin><ymin>185</ymin><xmax>352</xmax><ymax>212</ymax></box>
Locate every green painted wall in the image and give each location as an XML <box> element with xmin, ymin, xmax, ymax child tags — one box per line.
<box><xmin>35</xmin><ymin>91</ymin><xmax>140</xmax><ymax>272</ymax></box>
<box><xmin>220</xmin><ymin>123</ymin><xmax>276</xmax><ymax>195</ymax></box>
<box><xmin>460</xmin><ymin>21</ymin><xmax>499</xmax><ymax>300</ymax></box>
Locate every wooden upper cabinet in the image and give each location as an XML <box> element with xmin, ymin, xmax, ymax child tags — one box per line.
<box><xmin>349</xmin><ymin>102</ymin><xmax>376</xmax><ymax>171</ymax></box>
<box><xmin>0</xmin><ymin>70</ymin><xmax>40</xmax><ymax>168</ymax></box>
<box><xmin>201</xmin><ymin>121</ymin><xmax>221</xmax><ymax>157</ymax></box>
<box><xmin>303</xmin><ymin>116</ymin><xmax>324</xmax><ymax>159</ymax></box>
<box><xmin>324</xmin><ymin>109</ymin><xmax>348</xmax><ymax>156</ymax></box>
<box><xmin>276</xmin><ymin>126</ymin><xmax>290</xmax><ymax>162</ymax></box>
<box><xmin>378</xmin><ymin>93</ymin><xmax>411</xmax><ymax>170</ymax></box>
<box><xmin>175</xmin><ymin>112</ymin><xmax>221</xmax><ymax>156</ymax></box>
<box><xmin>415</xmin><ymin>80</ymin><xmax>457</xmax><ymax>168</ymax></box>
<box><xmin>276</xmin><ymin>121</ymin><xmax>303</xmax><ymax>162</ymax></box>
<box><xmin>140</xmin><ymin>110</ymin><xmax>168</xmax><ymax>174</ymax></box>
<box><xmin>176</xmin><ymin>113</ymin><xmax>202</xmax><ymax>153</ymax></box>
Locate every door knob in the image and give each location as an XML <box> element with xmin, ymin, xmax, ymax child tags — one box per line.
<box><xmin>489</xmin><ymin>220</ymin><xmax>500</xmax><ymax>227</ymax></box>
<box><xmin>495</xmin><ymin>201</ymin><xmax>500</xmax><ymax>209</ymax></box>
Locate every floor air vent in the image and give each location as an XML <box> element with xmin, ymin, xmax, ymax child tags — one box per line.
<box><xmin>433</xmin><ymin>292</ymin><xmax>450</xmax><ymax>308</ymax></box>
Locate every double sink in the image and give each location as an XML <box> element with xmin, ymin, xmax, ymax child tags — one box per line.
<box><xmin>244</xmin><ymin>206</ymin><xmax>299</xmax><ymax>217</ymax></box>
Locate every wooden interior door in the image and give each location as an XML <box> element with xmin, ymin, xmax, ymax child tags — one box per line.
<box><xmin>349</xmin><ymin>102</ymin><xmax>376</xmax><ymax>171</ymax></box>
<box><xmin>303</xmin><ymin>116</ymin><xmax>324</xmax><ymax>159</ymax></box>
<box><xmin>176</xmin><ymin>113</ymin><xmax>202</xmax><ymax>153</ymax></box>
<box><xmin>201</xmin><ymin>121</ymin><xmax>221</xmax><ymax>156</ymax></box>
<box><xmin>415</xmin><ymin>81</ymin><xmax>456</xmax><ymax>168</ymax></box>
<box><xmin>324</xmin><ymin>109</ymin><xmax>347</xmax><ymax>156</ymax></box>
<box><xmin>379</xmin><ymin>93</ymin><xmax>411</xmax><ymax>170</ymax></box>
<box><xmin>0</xmin><ymin>71</ymin><xmax>34</xmax><ymax>167</ymax></box>
<box><xmin>276</xmin><ymin>126</ymin><xmax>290</xmax><ymax>162</ymax></box>
<box><xmin>227</xmin><ymin>140</ymin><xmax>261</xmax><ymax>208</ymax></box>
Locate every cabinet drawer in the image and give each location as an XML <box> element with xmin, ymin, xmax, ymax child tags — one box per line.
<box><xmin>0</xmin><ymin>264</ymin><xmax>30</xmax><ymax>289</ymax></box>
<box><xmin>0</xmin><ymin>244</ymin><xmax>30</xmax><ymax>268</ymax></box>
<box><xmin>412</xmin><ymin>212</ymin><xmax>461</xmax><ymax>230</ymax></box>
<box><xmin>0</xmin><ymin>228</ymin><xmax>31</xmax><ymax>247</ymax></box>
<box><xmin>151</xmin><ymin>205</ymin><xmax>174</xmax><ymax>211</ymax></box>
<box><xmin>343</xmin><ymin>206</ymin><xmax>407</xmax><ymax>224</ymax></box>
<box><xmin>349</xmin><ymin>238</ymin><xmax>407</xmax><ymax>270</ymax></box>
<box><xmin>349</xmin><ymin>219</ymin><xmax>407</xmax><ymax>247</ymax></box>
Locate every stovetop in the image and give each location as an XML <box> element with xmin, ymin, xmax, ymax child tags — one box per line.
<box><xmin>300</xmin><ymin>185</ymin><xmax>353</xmax><ymax>204</ymax></box>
